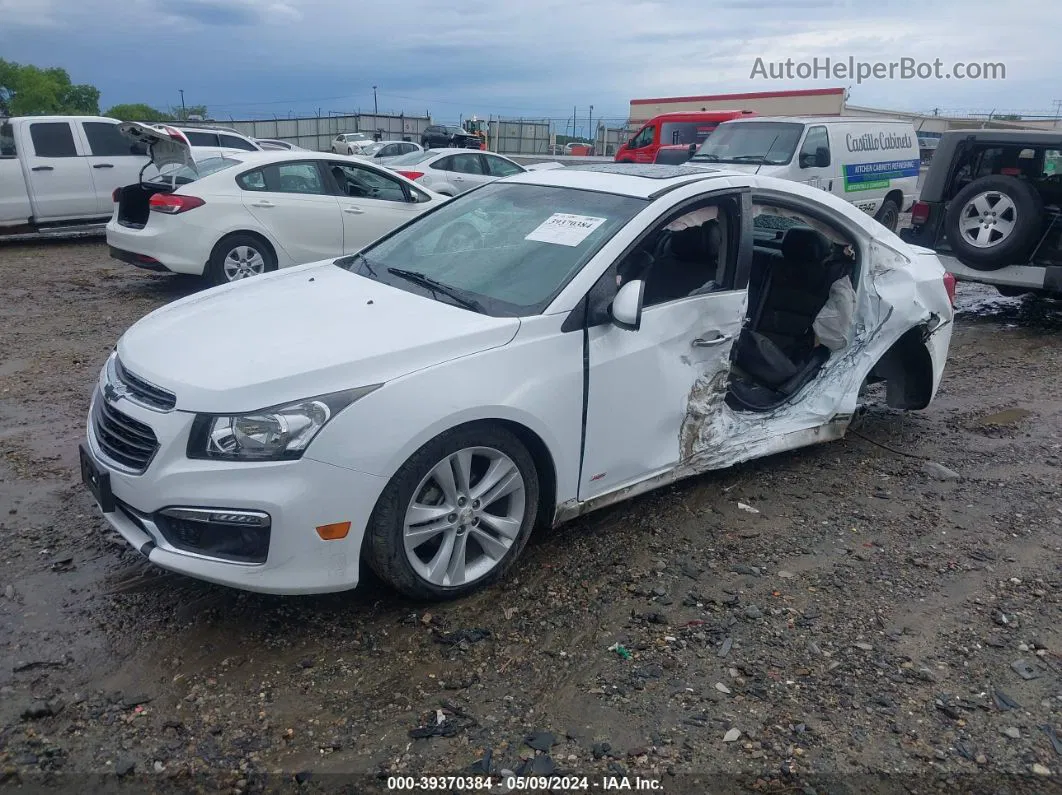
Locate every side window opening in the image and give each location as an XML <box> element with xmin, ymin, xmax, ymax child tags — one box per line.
<box><xmin>798</xmin><ymin>125</ymin><xmax>830</xmax><ymax>168</ymax></box>
<box><xmin>0</xmin><ymin>122</ymin><xmax>15</xmax><ymax>157</ymax></box>
<box><xmin>728</xmin><ymin>198</ymin><xmax>860</xmax><ymax>412</ymax></box>
<box><xmin>29</xmin><ymin>122</ymin><xmax>78</xmax><ymax>157</ymax></box>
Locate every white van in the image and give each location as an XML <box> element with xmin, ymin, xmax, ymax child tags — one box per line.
<box><xmin>690</xmin><ymin>116</ymin><xmax>921</xmax><ymax>231</ymax></box>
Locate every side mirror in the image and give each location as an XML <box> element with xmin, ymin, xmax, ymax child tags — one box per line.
<box><xmin>611</xmin><ymin>279</ymin><xmax>645</xmax><ymax>331</ymax></box>
<box><xmin>688</xmin><ymin>143</ymin><xmax>698</xmax><ymax>157</ymax></box>
<box><xmin>816</xmin><ymin>147</ymin><xmax>831</xmax><ymax>168</ymax></box>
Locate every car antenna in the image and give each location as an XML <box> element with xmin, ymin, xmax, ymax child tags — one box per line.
<box><xmin>754</xmin><ymin>135</ymin><xmax>781</xmax><ymax>176</ymax></box>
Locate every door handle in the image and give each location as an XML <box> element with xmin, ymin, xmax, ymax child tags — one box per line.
<box><xmin>343</xmin><ymin>206</ymin><xmax>364</xmax><ymax>214</ymax></box>
<box><xmin>691</xmin><ymin>333</ymin><xmax>733</xmax><ymax>347</ymax></box>
<box><xmin>31</xmin><ymin>165</ymin><xmax>54</xmax><ymax>172</ymax></box>
<box><xmin>249</xmin><ymin>200</ymin><xmax>275</xmax><ymax>208</ymax></box>
<box><xmin>93</xmin><ymin>163</ymin><xmax>114</xmax><ymax>169</ymax></box>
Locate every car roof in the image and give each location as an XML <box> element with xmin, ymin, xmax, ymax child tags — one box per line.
<box><xmin>722</xmin><ymin>115</ymin><xmax>911</xmax><ymax>125</ymax></box>
<box><xmin>939</xmin><ymin>128</ymin><xmax>1062</xmax><ymax>143</ymax></box>
<box><xmin>504</xmin><ymin>162</ymin><xmax>735</xmax><ymax>198</ymax></box>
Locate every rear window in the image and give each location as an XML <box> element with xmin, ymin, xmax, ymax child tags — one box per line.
<box><xmin>183</xmin><ymin>130</ymin><xmax>220</xmax><ymax>147</ymax></box>
<box><xmin>386</xmin><ymin>149</ymin><xmax>435</xmax><ymax>166</ymax></box>
<box><xmin>220</xmin><ymin>134</ymin><xmax>258</xmax><ymax>151</ymax></box>
<box><xmin>150</xmin><ymin>156</ymin><xmax>242</xmax><ymax>186</ymax></box>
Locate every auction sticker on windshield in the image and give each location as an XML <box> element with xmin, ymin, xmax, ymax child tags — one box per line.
<box><xmin>525</xmin><ymin>213</ymin><xmax>606</xmax><ymax>246</ymax></box>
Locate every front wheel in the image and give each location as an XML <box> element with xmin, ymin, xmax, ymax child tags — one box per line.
<box><xmin>363</xmin><ymin>424</ymin><xmax>539</xmax><ymax>601</ymax></box>
<box><xmin>206</xmin><ymin>234</ymin><xmax>277</xmax><ymax>286</ymax></box>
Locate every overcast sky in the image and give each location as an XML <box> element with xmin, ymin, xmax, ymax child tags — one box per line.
<box><xmin>0</xmin><ymin>0</ymin><xmax>1054</xmax><ymax>130</ymax></box>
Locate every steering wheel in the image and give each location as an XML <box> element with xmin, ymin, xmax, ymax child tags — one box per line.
<box><xmin>434</xmin><ymin>222</ymin><xmax>483</xmax><ymax>253</ymax></box>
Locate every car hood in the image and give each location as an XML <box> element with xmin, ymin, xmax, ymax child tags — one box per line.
<box><xmin>116</xmin><ymin>262</ymin><xmax>520</xmax><ymax>413</ymax></box>
<box><xmin>119</xmin><ymin>122</ymin><xmax>195</xmax><ymax>173</ymax></box>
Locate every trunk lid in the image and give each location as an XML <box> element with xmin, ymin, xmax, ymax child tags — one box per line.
<box><xmin>118</xmin><ymin>122</ymin><xmax>196</xmax><ymax>176</ymax></box>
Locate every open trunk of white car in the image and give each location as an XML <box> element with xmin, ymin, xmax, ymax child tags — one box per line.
<box><xmin>112</xmin><ymin>123</ymin><xmax>239</xmax><ymax>229</ymax></box>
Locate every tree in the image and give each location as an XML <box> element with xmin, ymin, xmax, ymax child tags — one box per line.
<box><xmin>0</xmin><ymin>58</ymin><xmax>100</xmax><ymax>116</ymax></box>
<box><xmin>105</xmin><ymin>103</ymin><xmax>174</xmax><ymax>122</ymax></box>
<box><xmin>169</xmin><ymin>104</ymin><xmax>209</xmax><ymax>121</ymax></box>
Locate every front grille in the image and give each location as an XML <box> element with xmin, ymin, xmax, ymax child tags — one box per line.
<box><xmin>115</xmin><ymin>357</ymin><xmax>176</xmax><ymax>411</ymax></box>
<box><xmin>92</xmin><ymin>395</ymin><xmax>159</xmax><ymax>473</ymax></box>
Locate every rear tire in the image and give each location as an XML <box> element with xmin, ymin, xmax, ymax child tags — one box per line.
<box><xmin>206</xmin><ymin>233</ymin><xmax>277</xmax><ymax>287</ymax></box>
<box><xmin>874</xmin><ymin>198</ymin><xmax>901</xmax><ymax>232</ymax></box>
<box><xmin>363</xmin><ymin>423</ymin><xmax>539</xmax><ymax>601</ymax></box>
<box><xmin>944</xmin><ymin>175</ymin><xmax>1043</xmax><ymax>271</ymax></box>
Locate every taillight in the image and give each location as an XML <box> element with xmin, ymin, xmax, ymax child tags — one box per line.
<box><xmin>112</xmin><ymin>188</ymin><xmax>121</xmax><ymax>203</ymax></box>
<box><xmin>149</xmin><ymin>193</ymin><xmax>205</xmax><ymax>214</ymax></box>
<box><xmin>395</xmin><ymin>170</ymin><xmax>424</xmax><ymax>181</ymax></box>
<box><xmin>943</xmin><ymin>272</ymin><xmax>957</xmax><ymax>306</ymax></box>
<box><xmin>910</xmin><ymin>201</ymin><xmax>930</xmax><ymax>226</ymax></box>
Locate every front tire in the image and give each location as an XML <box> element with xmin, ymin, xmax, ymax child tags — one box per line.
<box><xmin>364</xmin><ymin>424</ymin><xmax>539</xmax><ymax>601</ymax></box>
<box><xmin>206</xmin><ymin>233</ymin><xmax>277</xmax><ymax>286</ymax></box>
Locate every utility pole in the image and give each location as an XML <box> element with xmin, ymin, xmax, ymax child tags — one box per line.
<box><xmin>179</xmin><ymin>89</ymin><xmax>186</xmax><ymax>119</ymax></box>
<box><xmin>373</xmin><ymin>85</ymin><xmax>378</xmax><ymax>116</ymax></box>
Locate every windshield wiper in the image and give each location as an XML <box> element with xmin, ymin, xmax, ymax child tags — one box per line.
<box><xmin>690</xmin><ymin>153</ymin><xmax>719</xmax><ymax>162</ymax></box>
<box><xmin>386</xmin><ymin>267</ymin><xmax>485</xmax><ymax>313</ymax></box>
<box><xmin>728</xmin><ymin>154</ymin><xmax>777</xmax><ymax>162</ymax></box>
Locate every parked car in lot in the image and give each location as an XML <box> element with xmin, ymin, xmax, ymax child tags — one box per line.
<box><xmin>331</xmin><ymin>132</ymin><xmax>373</xmax><ymax>155</ymax></box>
<box><xmin>81</xmin><ymin>163</ymin><xmax>955</xmax><ymax>600</ymax></box>
<box><xmin>688</xmin><ymin>116</ymin><xmax>921</xmax><ymax>231</ymax></box>
<box><xmin>168</xmin><ymin>126</ymin><xmax>262</xmax><ymax>152</ymax></box>
<box><xmin>615</xmin><ymin>110</ymin><xmax>757</xmax><ymax>164</ymax></box>
<box><xmin>254</xmin><ymin>138</ymin><xmax>305</xmax><ymax>151</ymax></box>
<box><xmin>421</xmin><ymin>124</ymin><xmax>481</xmax><ymax>149</ymax></box>
<box><xmin>354</xmin><ymin>140</ymin><xmax>423</xmax><ymax>163</ymax></box>
<box><xmin>900</xmin><ymin>128</ymin><xmax>1062</xmax><ymax>297</ymax></box>
<box><xmin>386</xmin><ymin>148</ymin><xmax>532</xmax><ymax>195</ymax></box>
<box><xmin>1</xmin><ymin>115</ymin><xmax>149</xmax><ymax>236</ymax></box>
<box><xmin>107</xmin><ymin>123</ymin><xmax>445</xmax><ymax>285</ymax></box>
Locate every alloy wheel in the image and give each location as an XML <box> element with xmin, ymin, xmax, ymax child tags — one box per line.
<box><xmin>402</xmin><ymin>446</ymin><xmax>526</xmax><ymax>587</ymax></box>
<box><xmin>958</xmin><ymin>191</ymin><xmax>1017</xmax><ymax>248</ymax></box>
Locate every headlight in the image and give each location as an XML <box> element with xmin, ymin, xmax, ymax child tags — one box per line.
<box><xmin>187</xmin><ymin>385</ymin><xmax>381</xmax><ymax>462</ymax></box>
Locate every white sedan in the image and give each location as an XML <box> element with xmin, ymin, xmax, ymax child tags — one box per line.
<box><xmin>81</xmin><ymin>164</ymin><xmax>955</xmax><ymax>600</ymax></box>
<box><xmin>385</xmin><ymin>148</ymin><xmax>535</xmax><ymax>195</ymax></box>
<box><xmin>106</xmin><ymin>123</ymin><xmax>445</xmax><ymax>286</ymax></box>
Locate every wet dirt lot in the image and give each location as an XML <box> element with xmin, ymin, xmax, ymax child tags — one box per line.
<box><xmin>0</xmin><ymin>238</ymin><xmax>1060</xmax><ymax>794</ymax></box>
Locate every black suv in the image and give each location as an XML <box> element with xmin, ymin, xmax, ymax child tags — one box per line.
<box><xmin>421</xmin><ymin>124</ymin><xmax>479</xmax><ymax>149</ymax></box>
<box><xmin>901</xmin><ymin>129</ymin><xmax>1062</xmax><ymax>297</ymax></box>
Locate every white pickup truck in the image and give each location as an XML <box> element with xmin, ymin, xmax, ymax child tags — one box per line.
<box><xmin>0</xmin><ymin>116</ymin><xmax>153</xmax><ymax>236</ymax></box>
<box><xmin>0</xmin><ymin>116</ymin><xmax>264</xmax><ymax>237</ymax></box>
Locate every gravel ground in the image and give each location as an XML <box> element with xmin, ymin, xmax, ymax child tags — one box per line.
<box><xmin>0</xmin><ymin>238</ymin><xmax>1060</xmax><ymax>794</ymax></box>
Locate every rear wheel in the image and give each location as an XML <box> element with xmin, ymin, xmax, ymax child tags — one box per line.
<box><xmin>364</xmin><ymin>424</ymin><xmax>539</xmax><ymax>601</ymax></box>
<box><xmin>206</xmin><ymin>234</ymin><xmax>277</xmax><ymax>286</ymax></box>
<box><xmin>874</xmin><ymin>198</ymin><xmax>900</xmax><ymax>232</ymax></box>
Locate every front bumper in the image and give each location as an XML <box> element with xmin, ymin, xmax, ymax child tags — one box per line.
<box><xmin>82</xmin><ymin>388</ymin><xmax>388</xmax><ymax>594</ymax></box>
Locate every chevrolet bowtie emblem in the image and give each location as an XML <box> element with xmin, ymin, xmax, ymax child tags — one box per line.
<box><xmin>103</xmin><ymin>380</ymin><xmax>128</xmax><ymax>403</ymax></box>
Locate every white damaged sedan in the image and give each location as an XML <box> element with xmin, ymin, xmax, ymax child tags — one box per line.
<box><xmin>80</xmin><ymin>164</ymin><xmax>955</xmax><ymax>599</ymax></box>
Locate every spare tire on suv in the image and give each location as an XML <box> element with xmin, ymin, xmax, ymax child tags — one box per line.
<box><xmin>944</xmin><ymin>174</ymin><xmax>1043</xmax><ymax>270</ymax></box>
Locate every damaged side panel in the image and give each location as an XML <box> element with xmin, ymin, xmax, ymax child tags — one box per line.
<box><xmin>559</xmin><ymin>236</ymin><xmax>952</xmax><ymax>523</ymax></box>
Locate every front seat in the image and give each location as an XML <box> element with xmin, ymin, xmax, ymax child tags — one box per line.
<box><xmin>643</xmin><ymin>220</ymin><xmax>722</xmax><ymax>304</ymax></box>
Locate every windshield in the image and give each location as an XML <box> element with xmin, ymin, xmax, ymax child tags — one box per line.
<box><xmin>444</xmin><ymin>127</ymin><xmax>465</xmax><ymax>135</ymax></box>
<box><xmin>335</xmin><ymin>182</ymin><xmax>647</xmax><ymax>316</ymax></box>
<box><xmin>660</xmin><ymin>121</ymin><xmax>719</xmax><ymax>146</ymax></box>
<box><xmin>692</xmin><ymin>122</ymin><xmax>804</xmax><ymax>165</ymax></box>
<box><xmin>386</xmin><ymin>149</ymin><xmax>436</xmax><ymax>166</ymax></box>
